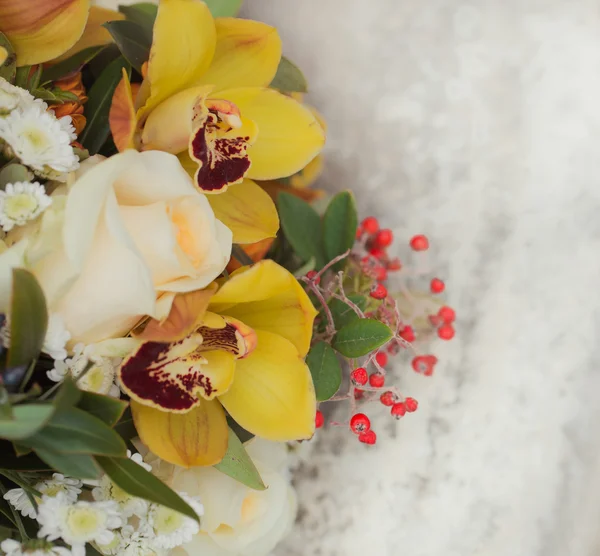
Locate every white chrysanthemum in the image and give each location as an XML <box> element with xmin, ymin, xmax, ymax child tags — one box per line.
<box><xmin>37</xmin><ymin>494</ymin><xmax>122</xmax><ymax>555</ymax></box>
<box><xmin>0</xmin><ymin>538</ymin><xmax>73</xmax><ymax>556</ymax></box>
<box><xmin>141</xmin><ymin>493</ymin><xmax>203</xmax><ymax>550</ymax></box>
<box><xmin>48</xmin><ymin>343</ymin><xmax>118</xmax><ymax>396</ymax></box>
<box><xmin>0</xmin><ymin>181</ymin><xmax>51</xmax><ymax>231</ymax></box>
<box><xmin>4</xmin><ymin>473</ymin><xmax>81</xmax><ymax>519</ymax></box>
<box><xmin>42</xmin><ymin>313</ymin><xmax>71</xmax><ymax>361</ymax></box>
<box><xmin>115</xmin><ymin>526</ymin><xmax>167</xmax><ymax>556</ymax></box>
<box><xmin>0</xmin><ymin>104</ymin><xmax>79</xmax><ymax>180</ymax></box>
<box><xmin>0</xmin><ymin>77</ymin><xmax>41</xmax><ymax>114</ymax></box>
<box><xmin>92</xmin><ymin>451</ymin><xmax>151</xmax><ymax>518</ymax></box>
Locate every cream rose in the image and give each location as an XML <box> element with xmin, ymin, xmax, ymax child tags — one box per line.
<box><xmin>0</xmin><ymin>150</ymin><xmax>232</xmax><ymax>345</ymax></box>
<box><xmin>147</xmin><ymin>439</ymin><xmax>297</xmax><ymax>556</ymax></box>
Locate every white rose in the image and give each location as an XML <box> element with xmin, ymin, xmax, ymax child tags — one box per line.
<box><xmin>166</xmin><ymin>439</ymin><xmax>297</xmax><ymax>556</ymax></box>
<box><xmin>0</xmin><ymin>150</ymin><xmax>232</xmax><ymax>345</ymax></box>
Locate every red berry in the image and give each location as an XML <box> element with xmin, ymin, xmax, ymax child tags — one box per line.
<box><xmin>387</xmin><ymin>341</ymin><xmax>400</xmax><ymax>355</ymax></box>
<box><xmin>350</xmin><ymin>413</ymin><xmax>371</xmax><ymax>434</ymax></box>
<box><xmin>387</xmin><ymin>258</ymin><xmax>402</xmax><ymax>271</ymax></box>
<box><xmin>361</xmin><ymin>216</ymin><xmax>379</xmax><ymax>235</ymax></box>
<box><xmin>358</xmin><ymin>430</ymin><xmax>377</xmax><ymax>445</ymax></box>
<box><xmin>374</xmin><ymin>229</ymin><xmax>393</xmax><ymax>247</ymax></box>
<box><xmin>370</xmin><ymin>283</ymin><xmax>387</xmax><ymax>300</ymax></box>
<box><xmin>369</xmin><ymin>247</ymin><xmax>386</xmax><ymax>260</ymax></box>
<box><xmin>354</xmin><ymin>388</ymin><xmax>364</xmax><ymax>400</ymax></box>
<box><xmin>430</xmin><ymin>278</ymin><xmax>445</xmax><ymax>293</ymax></box>
<box><xmin>391</xmin><ymin>402</ymin><xmax>406</xmax><ymax>418</ymax></box>
<box><xmin>438</xmin><ymin>306</ymin><xmax>456</xmax><ymax>322</ymax></box>
<box><xmin>350</xmin><ymin>367</ymin><xmax>368</xmax><ymax>386</ymax></box>
<box><xmin>410</xmin><ymin>234</ymin><xmax>429</xmax><ymax>251</ymax></box>
<box><xmin>315</xmin><ymin>410</ymin><xmax>325</xmax><ymax>428</ymax></box>
<box><xmin>375</xmin><ymin>351</ymin><xmax>388</xmax><ymax>367</ymax></box>
<box><xmin>428</xmin><ymin>314</ymin><xmax>441</xmax><ymax>327</ymax></box>
<box><xmin>411</xmin><ymin>355</ymin><xmax>437</xmax><ymax>375</ymax></box>
<box><xmin>405</xmin><ymin>397</ymin><xmax>419</xmax><ymax>412</ymax></box>
<box><xmin>374</xmin><ymin>266</ymin><xmax>387</xmax><ymax>281</ymax></box>
<box><xmin>306</xmin><ymin>270</ymin><xmax>320</xmax><ymax>285</ymax></box>
<box><xmin>438</xmin><ymin>323</ymin><xmax>455</xmax><ymax>340</ymax></box>
<box><xmin>380</xmin><ymin>391</ymin><xmax>396</xmax><ymax>406</ymax></box>
<box><xmin>355</xmin><ymin>226</ymin><xmax>364</xmax><ymax>239</ymax></box>
<box><xmin>399</xmin><ymin>325</ymin><xmax>415</xmax><ymax>343</ymax></box>
<box><xmin>369</xmin><ymin>372</ymin><xmax>385</xmax><ymax>388</ymax></box>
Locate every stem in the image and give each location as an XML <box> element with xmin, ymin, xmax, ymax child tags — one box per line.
<box><xmin>299</xmin><ymin>277</ymin><xmax>336</xmax><ymax>339</ymax></box>
<box><xmin>0</xmin><ymin>481</ymin><xmax>28</xmax><ymax>540</ymax></box>
<box><xmin>314</xmin><ymin>249</ymin><xmax>351</xmax><ymax>280</ymax></box>
<box><xmin>231</xmin><ymin>245</ymin><xmax>254</xmax><ymax>267</ymax></box>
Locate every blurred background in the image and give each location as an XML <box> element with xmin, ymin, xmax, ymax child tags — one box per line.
<box><xmin>241</xmin><ymin>2</ymin><xmax>600</xmax><ymax>556</ymax></box>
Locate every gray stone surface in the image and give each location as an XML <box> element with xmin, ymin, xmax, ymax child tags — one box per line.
<box><xmin>241</xmin><ymin>1</ymin><xmax>600</xmax><ymax>555</ymax></box>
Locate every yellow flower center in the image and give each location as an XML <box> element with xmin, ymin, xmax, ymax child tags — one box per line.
<box><xmin>22</xmin><ymin>126</ymin><xmax>51</xmax><ymax>149</ymax></box>
<box><xmin>108</xmin><ymin>482</ymin><xmax>129</xmax><ymax>503</ymax></box>
<box><xmin>84</xmin><ymin>365</ymin><xmax>107</xmax><ymax>392</ymax></box>
<box><xmin>153</xmin><ymin>506</ymin><xmax>185</xmax><ymax>535</ymax></box>
<box><xmin>5</xmin><ymin>194</ymin><xmax>38</xmax><ymax>220</ymax></box>
<box><xmin>66</xmin><ymin>507</ymin><xmax>102</xmax><ymax>537</ymax></box>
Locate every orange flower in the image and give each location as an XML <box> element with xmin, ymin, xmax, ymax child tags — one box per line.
<box><xmin>50</xmin><ymin>72</ymin><xmax>88</xmax><ymax>136</ymax></box>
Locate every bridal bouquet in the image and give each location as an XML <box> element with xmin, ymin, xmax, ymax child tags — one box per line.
<box><xmin>0</xmin><ymin>1</ymin><xmax>455</xmax><ymax>554</ymax></box>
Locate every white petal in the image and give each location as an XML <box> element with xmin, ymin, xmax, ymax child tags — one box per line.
<box><xmin>0</xmin><ymin>239</ymin><xmax>27</xmax><ymax>312</ymax></box>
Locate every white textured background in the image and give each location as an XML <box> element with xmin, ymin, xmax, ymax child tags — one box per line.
<box><xmin>241</xmin><ymin>2</ymin><xmax>600</xmax><ymax>555</ymax></box>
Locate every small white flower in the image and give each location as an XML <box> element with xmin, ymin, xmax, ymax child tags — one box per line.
<box><xmin>42</xmin><ymin>313</ymin><xmax>71</xmax><ymax>361</ymax></box>
<box><xmin>0</xmin><ymin>77</ymin><xmax>41</xmax><ymax>115</ymax></box>
<box><xmin>116</xmin><ymin>526</ymin><xmax>167</xmax><ymax>556</ymax></box>
<box><xmin>37</xmin><ymin>493</ymin><xmax>122</xmax><ymax>555</ymax></box>
<box><xmin>141</xmin><ymin>493</ymin><xmax>203</xmax><ymax>550</ymax></box>
<box><xmin>48</xmin><ymin>343</ymin><xmax>118</xmax><ymax>396</ymax></box>
<box><xmin>0</xmin><ymin>103</ymin><xmax>79</xmax><ymax>180</ymax></box>
<box><xmin>0</xmin><ymin>181</ymin><xmax>51</xmax><ymax>231</ymax></box>
<box><xmin>4</xmin><ymin>473</ymin><xmax>81</xmax><ymax>519</ymax></box>
<box><xmin>0</xmin><ymin>538</ymin><xmax>73</xmax><ymax>556</ymax></box>
<box><xmin>92</xmin><ymin>451</ymin><xmax>151</xmax><ymax>519</ymax></box>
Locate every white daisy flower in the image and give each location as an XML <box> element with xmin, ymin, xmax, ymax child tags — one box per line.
<box><xmin>0</xmin><ymin>104</ymin><xmax>79</xmax><ymax>180</ymax></box>
<box><xmin>141</xmin><ymin>493</ymin><xmax>203</xmax><ymax>550</ymax></box>
<box><xmin>48</xmin><ymin>344</ymin><xmax>118</xmax><ymax>396</ymax></box>
<box><xmin>96</xmin><ymin>525</ymin><xmax>167</xmax><ymax>556</ymax></box>
<box><xmin>0</xmin><ymin>538</ymin><xmax>73</xmax><ymax>556</ymax></box>
<box><xmin>0</xmin><ymin>181</ymin><xmax>51</xmax><ymax>231</ymax></box>
<box><xmin>37</xmin><ymin>494</ymin><xmax>122</xmax><ymax>555</ymax></box>
<box><xmin>0</xmin><ymin>77</ymin><xmax>40</xmax><ymax>115</ymax></box>
<box><xmin>92</xmin><ymin>451</ymin><xmax>151</xmax><ymax>518</ymax></box>
<box><xmin>4</xmin><ymin>473</ymin><xmax>82</xmax><ymax>519</ymax></box>
<box><xmin>42</xmin><ymin>313</ymin><xmax>71</xmax><ymax>361</ymax></box>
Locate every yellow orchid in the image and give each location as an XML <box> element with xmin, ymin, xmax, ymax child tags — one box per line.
<box><xmin>0</xmin><ymin>1</ymin><xmax>124</xmax><ymax>66</ymax></box>
<box><xmin>118</xmin><ymin>260</ymin><xmax>318</xmax><ymax>468</ymax></box>
<box><xmin>109</xmin><ymin>0</ymin><xmax>324</xmax><ymax>244</ymax></box>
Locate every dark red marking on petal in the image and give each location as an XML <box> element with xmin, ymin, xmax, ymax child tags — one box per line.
<box><xmin>196</xmin><ymin>323</ymin><xmax>241</xmax><ymax>356</ymax></box>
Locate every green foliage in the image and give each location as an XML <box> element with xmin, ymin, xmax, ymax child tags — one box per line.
<box><xmin>306</xmin><ymin>341</ymin><xmax>342</xmax><ymax>401</ymax></box>
<box><xmin>52</xmin><ymin>377</ymin><xmax>82</xmax><ymax>410</ymax></box>
<box><xmin>6</xmin><ymin>270</ymin><xmax>48</xmax><ymax>385</ymax></box>
<box><xmin>95</xmin><ymin>456</ymin><xmax>201</xmax><ymax>522</ymax></box>
<box><xmin>40</xmin><ymin>45</ymin><xmax>105</xmax><ymax>85</ymax></box>
<box><xmin>0</xmin><ymin>405</ymin><xmax>54</xmax><ymax>441</ymax></box>
<box><xmin>35</xmin><ymin>449</ymin><xmax>100</xmax><ymax>480</ymax></box>
<box><xmin>80</xmin><ymin>56</ymin><xmax>131</xmax><ymax>154</ymax></box>
<box><xmin>118</xmin><ymin>3</ymin><xmax>158</xmax><ymax>29</ymax></box>
<box><xmin>333</xmin><ymin>318</ymin><xmax>393</xmax><ymax>358</ymax></box>
<box><xmin>277</xmin><ymin>192</ymin><xmax>325</xmax><ymax>268</ymax></box>
<box><xmin>77</xmin><ymin>392</ymin><xmax>128</xmax><ymax>427</ymax></box>
<box><xmin>0</xmin><ymin>33</ymin><xmax>16</xmax><ymax>83</ymax></box>
<box><xmin>322</xmin><ymin>191</ymin><xmax>358</xmax><ymax>263</ymax></box>
<box><xmin>104</xmin><ymin>20</ymin><xmax>152</xmax><ymax>73</ymax></box>
<box><xmin>328</xmin><ymin>294</ymin><xmax>367</xmax><ymax>329</ymax></box>
<box><xmin>213</xmin><ymin>429</ymin><xmax>265</xmax><ymax>490</ymax></box>
<box><xmin>203</xmin><ymin>0</ymin><xmax>244</xmax><ymax>17</ymax></box>
<box><xmin>270</xmin><ymin>56</ymin><xmax>308</xmax><ymax>93</ymax></box>
<box><xmin>0</xmin><ymin>164</ymin><xmax>31</xmax><ymax>188</ymax></box>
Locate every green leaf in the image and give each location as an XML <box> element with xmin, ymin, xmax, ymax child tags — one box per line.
<box><xmin>0</xmin><ymin>497</ymin><xmax>16</xmax><ymax>528</ymax></box>
<box><xmin>119</xmin><ymin>3</ymin><xmax>158</xmax><ymax>30</ymax></box>
<box><xmin>77</xmin><ymin>392</ymin><xmax>128</xmax><ymax>427</ymax></box>
<box><xmin>226</xmin><ymin>416</ymin><xmax>254</xmax><ymax>443</ymax></box>
<box><xmin>0</xmin><ymin>33</ymin><xmax>16</xmax><ymax>83</ymax></box>
<box><xmin>0</xmin><ymin>164</ymin><xmax>32</xmax><ymax>188</ymax></box>
<box><xmin>277</xmin><ymin>192</ymin><xmax>325</xmax><ymax>268</ymax></box>
<box><xmin>113</xmin><ymin>409</ymin><xmax>137</xmax><ymax>441</ymax></box>
<box><xmin>95</xmin><ymin>456</ymin><xmax>200</xmax><ymax>522</ymax></box>
<box><xmin>203</xmin><ymin>0</ymin><xmax>244</xmax><ymax>17</ymax></box>
<box><xmin>305</xmin><ymin>341</ymin><xmax>342</xmax><ymax>401</ymax></box>
<box><xmin>322</xmin><ymin>191</ymin><xmax>358</xmax><ymax>263</ymax></box>
<box><xmin>24</xmin><ymin>407</ymin><xmax>127</xmax><ymax>457</ymax></box>
<box><xmin>52</xmin><ymin>377</ymin><xmax>81</xmax><ymax>409</ymax></box>
<box><xmin>7</xmin><ymin>269</ymin><xmax>48</xmax><ymax>372</ymax></box>
<box><xmin>12</xmin><ymin>443</ymin><xmax>31</xmax><ymax>457</ymax></box>
<box><xmin>270</xmin><ymin>56</ymin><xmax>308</xmax><ymax>93</ymax></box>
<box><xmin>0</xmin><ymin>405</ymin><xmax>54</xmax><ymax>440</ymax></box>
<box><xmin>80</xmin><ymin>56</ymin><xmax>131</xmax><ymax>155</ymax></box>
<box><xmin>35</xmin><ymin>448</ymin><xmax>101</xmax><ymax>480</ymax></box>
<box><xmin>213</xmin><ymin>429</ymin><xmax>265</xmax><ymax>490</ymax></box>
<box><xmin>329</xmin><ymin>294</ymin><xmax>367</xmax><ymax>329</ymax></box>
<box><xmin>103</xmin><ymin>20</ymin><xmax>151</xmax><ymax>73</ymax></box>
<box><xmin>333</xmin><ymin>318</ymin><xmax>393</xmax><ymax>358</ymax></box>
<box><xmin>40</xmin><ymin>45</ymin><xmax>105</xmax><ymax>85</ymax></box>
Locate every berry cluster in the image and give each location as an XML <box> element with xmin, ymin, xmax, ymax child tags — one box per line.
<box><xmin>306</xmin><ymin>216</ymin><xmax>456</xmax><ymax>446</ymax></box>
